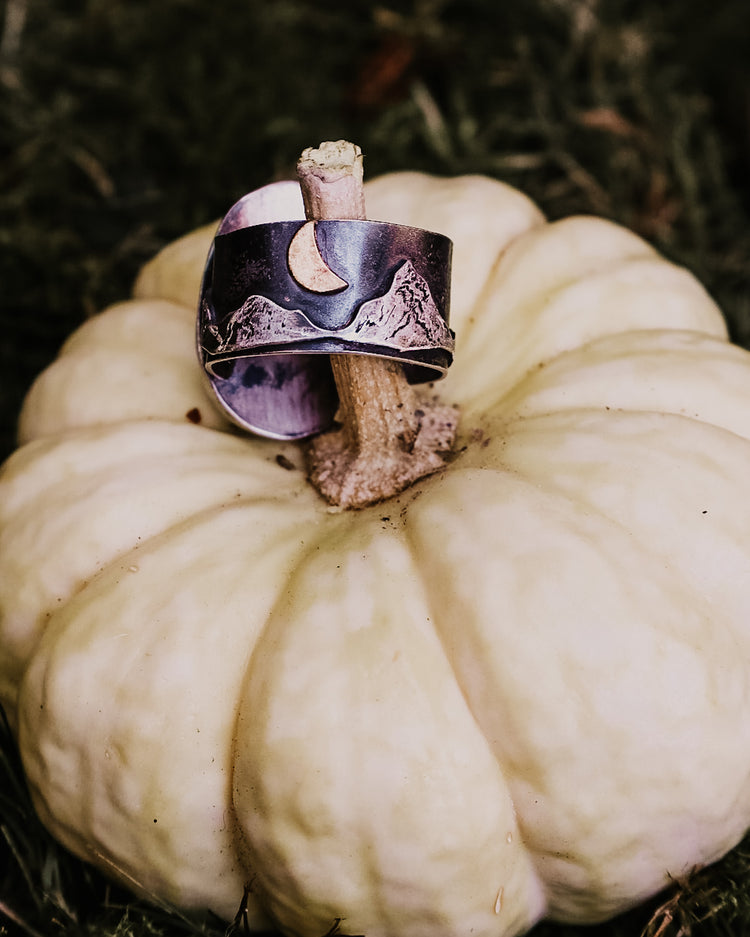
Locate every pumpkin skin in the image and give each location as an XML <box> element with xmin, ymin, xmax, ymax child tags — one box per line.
<box><xmin>3</xmin><ymin>171</ymin><xmax>750</xmax><ymax>937</ymax></box>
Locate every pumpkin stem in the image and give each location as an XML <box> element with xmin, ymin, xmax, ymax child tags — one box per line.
<box><xmin>299</xmin><ymin>141</ymin><xmax>458</xmax><ymax>509</ymax></box>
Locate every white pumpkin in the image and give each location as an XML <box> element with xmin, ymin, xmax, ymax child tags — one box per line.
<box><xmin>2</xmin><ymin>171</ymin><xmax>750</xmax><ymax>937</ymax></box>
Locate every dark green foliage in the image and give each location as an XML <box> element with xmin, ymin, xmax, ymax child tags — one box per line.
<box><xmin>2</xmin><ymin>1</ymin><xmax>750</xmax><ymax>935</ymax></box>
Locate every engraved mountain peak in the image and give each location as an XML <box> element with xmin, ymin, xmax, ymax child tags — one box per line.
<box><xmin>345</xmin><ymin>261</ymin><xmax>452</xmax><ymax>349</ymax></box>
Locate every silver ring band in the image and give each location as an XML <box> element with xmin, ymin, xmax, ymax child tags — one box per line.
<box><xmin>197</xmin><ymin>184</ymin><xmax>453</xmax><ymax>440</ymax></box>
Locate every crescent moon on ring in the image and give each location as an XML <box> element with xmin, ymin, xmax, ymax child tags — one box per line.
<box><xmin>287</xmin><ymin>222</ymin><xmax>348</xmax><ymax>293</ymax></box>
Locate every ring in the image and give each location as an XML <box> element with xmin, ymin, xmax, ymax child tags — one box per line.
<box><xmin>197</xmin><ymin>182</ymin><xmax>454</xmax><ymax>440</ymax></box>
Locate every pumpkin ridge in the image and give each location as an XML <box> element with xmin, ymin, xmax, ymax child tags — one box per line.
<box><xmin>230</xmin><ymin>511</ymin><xmax>547</xmax><ymax>936</ymax></box>
<box><xmin>482</xmin><ymin>407</ymin><xmax>750</xmax><ymax>643</ymax></box>
<box><xmin>0</xmin><ymin>419</ymin><xmax>318</xmax><ymax>722</ymax></box>
<box><xmin>399</xmin><ymin>499</ymin><xmax>505</xmax><ymax>749</ymax></box>
<box><xmin>447</xmin><ymin>231</ymin><xmax>724</xmax><ymax>415</ymax></box>
<box><xmin>400</xmin><ymin>500</ymin><xmax>551</xmax><ymax>918</ymax></box>
<box><xmin>403</xmin><ymin>463</ymin><xmax>750</xmax><ymax>920</ymax></box>
<box><xmin>18</xmin><ymin>299</ymin><xmax>231</xmax><ymax>442</ymax></box>
<box><xmin>17</xmin><ymin>497</ymin><xmax>314</xmax><ymax>923</ymax></box>
<box><xmin>493</xmin><ymin>329</ymin><xmax>750</xmax><ymax>442</ymax></box>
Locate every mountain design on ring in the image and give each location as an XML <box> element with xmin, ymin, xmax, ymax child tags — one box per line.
<box><xmin>204</xmin><ymin>260</ymin><xmax>454</xmax><ymax>357</ymax></box>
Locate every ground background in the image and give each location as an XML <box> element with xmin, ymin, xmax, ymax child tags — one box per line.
<box><xmin>1</xmin><ymin>1</ymin><xmax>750</xmax><ymax>935</ymax></box>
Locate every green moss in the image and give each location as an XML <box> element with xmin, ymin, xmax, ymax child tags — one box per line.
<box><xmin>2</xmin><ymin>1</ymin><xmax>750</xmax><ymax>934</ymax></box>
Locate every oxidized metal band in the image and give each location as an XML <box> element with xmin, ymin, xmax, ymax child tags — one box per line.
<box><xmin>197</xmin><ymin>182</ymin><xmax>453</xmax><ymax>440</ymax></box>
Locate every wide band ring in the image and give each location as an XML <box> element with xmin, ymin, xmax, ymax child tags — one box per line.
<box><xmin>197</xmin><ymin>182</ymin><xmax>453</xmax><ymax>440</ymax></box>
